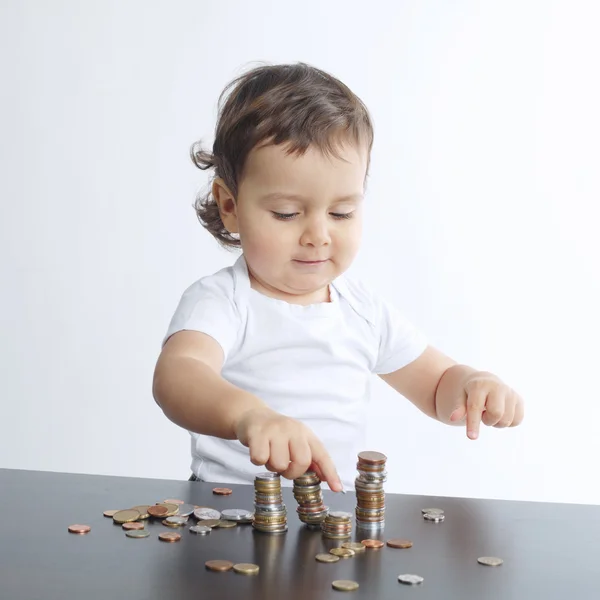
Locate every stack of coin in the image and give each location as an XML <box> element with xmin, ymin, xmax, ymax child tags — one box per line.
<box><xmin>293</xmin><ymin>471</ymin><xmax>329</xmax><ymax>529</ymax></box>
<box><xmin>252</xmin><ymin>472</ymin><xmax>288</xmax><ymax>534</ymax></box>
<box><xmin>354</xmin><ymin>451</ymin><xmax>387</xmax><ymax>530</ymax></box>
<box><xmin>321</xmin><ymin>511</ymin><xmax>353</xmax><ymax>540</ymax></box>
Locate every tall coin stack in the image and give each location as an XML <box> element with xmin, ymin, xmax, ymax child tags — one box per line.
<box><xmin>252</xmin><ymin>472</ymin><xmax>288</xmax><ymax>534</ymax></box>
<box><xmin>354</xmin><ymin>451</ymin><xmax>387</xmax><ymax>530</ymax></box>
<box><xmin>293</xmin><ymin>471</ymin><xmax>329</xmax><ymax>529</ymax></box>
<box><xmin>321</xmin><ymin>511</ymin><xmax>353</xmax><ymax>540</ymax></box>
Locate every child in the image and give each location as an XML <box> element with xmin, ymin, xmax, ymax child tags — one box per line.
<box><xmin>153</xmin><ymin>62</ymin><xmax>524</xmax><ymax>493</ymax></box>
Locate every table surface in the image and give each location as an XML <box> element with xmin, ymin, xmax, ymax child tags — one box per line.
<box><xmin>1</xmin><ymin>468</ymin><xmax>599</xmax><ymax>600</ymax></box>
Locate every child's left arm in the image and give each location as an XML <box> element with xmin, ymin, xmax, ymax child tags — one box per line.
<box><xmin>379</xmin><ymin>346</ymin><xmax>524</xmax><ymax>440</ymax></box>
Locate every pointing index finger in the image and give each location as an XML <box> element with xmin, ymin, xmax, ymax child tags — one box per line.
<box><xmin>466</xmin><ymin>389</ymin><xmax>487</xmax><ymax>440</ymax></box>
<box><xmin>309</xmin><ymin>440</ymin><xmax>342</xmax><ymax>492</ymax></box>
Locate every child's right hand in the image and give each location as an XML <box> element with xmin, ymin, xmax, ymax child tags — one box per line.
<box><xmin>234</xmin><ymin>406</ymin><xmax>343</xmax><ymax>492</ymax></box>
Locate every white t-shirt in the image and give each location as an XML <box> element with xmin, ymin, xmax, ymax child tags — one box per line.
<box><xmin>163</xmin><ymin>254</ymin><xmax>427</xmax><ymax>489</ymax></box>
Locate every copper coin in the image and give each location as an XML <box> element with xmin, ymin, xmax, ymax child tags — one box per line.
<box><xmin>357</xmin><ymin>451</ymin><xmax>387</xmax><ymax>465</ymax></box>
<box><xmin>68</xmin><ymin>524</ymin><xmax>91</xmax><ymax>534</ymax></box>
<box><xmin>205</xmin><ymin>560</ymin><xmax>234</xmax><ymax>572</ymax></box>
<box><xmin>103</xmin><ymin>510</ymin><xmax>119</xmax><ymax>518</ymax></box>
<box><xmin>212</xmin><ymin>487</ymin><xmax>233</xmax><ymax>495</ymax></box>
<box><xmin>387</xmin><ymin>539</ymin><xmax>413</xmax><ymax>549</ymax></box>
<box><xmin>361</xmin><ymin>539</ymin><xmax>384</xmax><ymax>549</ymax></box>
<box><xmin>122</xmin><ymin>522</ymin><xmax>144</xmax><ymax>531</ymax></box>
<box><xmin>163</xmin><ymin>498</ymin><xmax>184</xmax><ymax>505</ymax></box>
<box><xmin>147</xmin><ymin>505</ymin><xmax>169</xmax><ymax>518</ymax></box>
<box><xmin>158</xmin><ymin>532</ymin><xmax>181</xmax><ymax>542</ymax></box>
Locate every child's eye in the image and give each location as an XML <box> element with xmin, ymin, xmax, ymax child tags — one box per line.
<box><xmin>330</xmin><ymin>212</ymin><xmax>354</xmax><ymax>220</ymax></box>
<box><xmin>271</xmin><ymin>211</ymin><xmax>299</xmax><ymax>220</ymax></box>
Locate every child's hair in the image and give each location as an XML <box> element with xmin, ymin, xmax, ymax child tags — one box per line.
<box><xmin>191</xmin><ymin>62</ymin><xmax>374</xmax><ymax>249</ymax></box>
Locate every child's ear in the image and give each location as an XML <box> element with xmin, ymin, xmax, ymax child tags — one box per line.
<box><xmin>212</xmin><ymin>178</ymin><xmax>239</xmax><ymax>234</ymax></box>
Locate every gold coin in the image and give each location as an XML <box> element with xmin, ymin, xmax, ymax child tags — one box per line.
<box><xmin>316</xmin><ymin>553</ymin><xmax>340</xmax><ymax>563</ymax></box>
<box><xmin>103</xmin><ymin>509</ymin><xmax>119</xmax><ymax>518</ymax></box>
<box><xmin>200</xmin><ymin>519</ymin><xmax>221</xmax><ymax>528</ymax></box>
<box><xmin>162</xmin><ymin>519</ymin><xmax>183</xmax><ymax>528</ymax></box>
<box><xmin>330</xmin><ymin>548</ymin><xmax>355</xmax><ymax>558</ymax></box>
<box><xmin>131</xmin><ymin>505</ymin><xmax>151</xmax><ymax>519</ymax></box>
<box><xmin>233</xmin><ymin>563</ymin><xmax>260</xmax><ymax>575</ymax></box>
<box><xmin>215</xmin><ymin>520</ymin><xmax>237</xmax><ymax>528</ymax></box>
<box><xmin>342</xmin><ymin>542</ymin><xmax>366</xmax><ymax>553</ymax></box>
<box><xmin>113</xmin><ymin>509</ymin><xmax>140</xmax><ymax>524</ymax></box>
<box><xmin>157</xmin><ymin>503</ymin><xmax>179</xmax><ymax>517</ymax></box>
<box><xmin>332</xmin><ymin>580</ymin><xmax>359</xmax><ymax>591</ymax></box>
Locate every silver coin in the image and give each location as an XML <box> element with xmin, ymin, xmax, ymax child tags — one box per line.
<box><xmin>421</xmin><ymin>508</ymin><xmax>444</xmax><ymax>515</ymax></box>
<box><xmin>189</xmin><ymin>525</ymin><xmax>211</xmax><ymax>535</ymax></box>
<box><xmin>193</xmin><ymin>508</ymin><xmax>221</xmax><ymax>521</ymax></box>
<box><xmin>328</xmin><ymin>511</ymin><xmax>353</xmax><ymax>519</ymax></box>
<box><xmin>423</xmin><ymin>512</ymin><xmax>445</xmax><ymax>522</ymax></box>
<box><xmin>478</xmin><ymin>556</ymin><xmax>503</xmax><ymax>566</ymax></box>
<box><xmin>177</xmin><ymin>504</ymin><xmax>195</xmax><ymax>517</ymax></box>
<box><xmin>398</xmin><ymin>574</ymin><xmax>424</xmax><ymax>585</ymax></box>
<box><xmin>165</xmin><ymin>516</ymin><xmax>188</xmax><ymax>525</ymax></box>
<box><xmin>221</xmin><ymin>509</ymin><xmax>253</xmax><ymax>521</ymax></box>
<box><xmin>256</xmin><ymin>472</ymin><xmax>280</xmax><ymax>480</ymax></box>
<box><xmin>125</xmin><ymin>529</ymin><xmax>150</xmax><ymax>538</ymax></box>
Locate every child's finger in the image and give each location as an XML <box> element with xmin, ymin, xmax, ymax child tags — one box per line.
<box><xmin>281</xmin><ymin>439</ymin><xmax>312</xmax><ymax>480</ymax></box>
<box><xmin>309</xmin><ymin>439</ymin><xmax>342</xmax><ymax>492</ymax></box>
<box><xmin>481</xmin><ymin>389</ymin><xmax>505</xmax><ymax>427</ymax></box>
<box><xmin>466</xmin><ymin>388</ymin><xmax>487</xmax><ymax>440</ymax></box>
<box><xmin>268</xmin><ymin>437</ymin><xmax>291</xmax><ymax>473</ymax></box>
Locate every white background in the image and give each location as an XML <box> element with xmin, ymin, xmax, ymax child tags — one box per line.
<box><xmin>1</xmin><ymin>1</ymin><xmax>598</xmax><ymax>505</ymax></box>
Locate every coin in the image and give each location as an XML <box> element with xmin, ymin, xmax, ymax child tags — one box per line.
<box><xmin>421</xmin><ymin>508</ymin><xmax>444</xmax><ymax>516</ymax></box>
<box><xmin>199</xmin><ymin>519</ymin><xmax>221</xmax><ymax>528</ymax></box>
<box><xmin>163</xmin><ymin>499</ymin><xmax>184</xmax><ymax>505</ymax></box>
<box><xmin>215</xmin><ymin>520</ymin><xmax>237</xmax><ymax>528</ymax></box>
<box><xmin>387</xmin><ymin>539</ymin><xmax>413</xmax><ymax>549</ymax></box>
<box><xmin>332</xmin><ymin>580</ymin><xmax>359</xmax><ymax>592</ymax></box>
<box><xmin>398</xmin><ymin>574</ymin><xmax>424</xmax><ymax>585</ymax></box>
<box><xmin>103</xmin><ymin>510</ymin><xmax>119</xmax><ymax>518</ymax></box>
<box><xmin>212</xmin><ymin>487</ymin><xmax>233</xmax><ymax>495</ymax></box>
<box><xmin>423</xmin><ymin>512</ymin><xmax>445</xmax><ymax>522</ymax></box>
<box><xmin>157</xmin><ymin>502</ymin><xmax>179</xmax><ymax>516</ymax></box>
<box><xmin>342</xmin><ymin>542</ymin><xmax>366</xmax><ymax>553</ymax></box>
<box><xmin>357</xmin><ymin>451</ymin><xmax>387</xmax><ymax>465</ymax></box>
<box><xmin>330</xmin><ymin>548</ymin><xmax>355</xmax><ymax>558</ymax></box>
<box><xmin>205</xmin><ymin>560</ymin><xmax>234</xmax><ymax>572</ymax></box>
<box><xmin>158</xmin><ymin>532</ymin><xmax>181</xmax><ymax>542</ymax></box>
<box><xmin>233</xmin><ymin>563</ymin><xmax>260</xmax><ymax>575</ymax></box>
<box><xmin>189</xmin><ymin>525</ymin><xmax>211</xmax><ymax>535</ymax></box>
<box><xmin>194</xmin><ymin>508</ymin><xmax>221</xmax><ymax>521</ymax></box>
<box><xmin>147</xmin><ymin>505</ymin><xmax>169</xmax><ymax>518</ymax></box>
<box><xmin>112</xmin><ymin>509</ymin><xmax>140</xmax><ymax>524</ymax></box>
<box><xmin>165</xmin><ymin>516</ymin><xmax>188</xmax><ymax>526</ymax></box>
<box><xmin>177</xmin><ymin>504</ymin><xmax>195</xmax><ymax>517</ymax></box>
<box><xmin>361</xmin><ymin>539</ymin><xmax>384</xmax><ymax>549</ymax></box>
<box><xmin>221</xmin><ymin>509</ymin><xmax>253</xmax><ymax>521</ymax></box>
<box><xmin>126</xmin><ymin>529</ymin><xmax>150</xmax><ymax>538</ymax></box>
<box><xmin>122</xmin><ymin>522</ymin><xmax>144</xmax><ymax>531</ymax></box>
<box><xmin>478</xmin><ymin>556</ymin><xmax>503</xmax><ymax>566</ymax></box>
<box><xmin>68</xmin><ymin>524</ymin><xmax>91</xmax><ymax>534</ymax></box>
<box><xmin>328</xmin><ymin>511</ymin><xmax>353</xmax><ymax>520</ymax></box>
<box><xmin>316</xmin><ymin>553</ymin><xmax>340</xmax><ymax>563</ymax></box>
<box><xmin>131</xmin><ymin>505</ymin><xmax>151</xmax><ymax>519</ymax></box>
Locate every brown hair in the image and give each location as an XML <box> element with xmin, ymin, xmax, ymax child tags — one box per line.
<box><xmin>191</xmin><ymin>62</ymin><xmax>374</xmax><ymax>249</ymax></box>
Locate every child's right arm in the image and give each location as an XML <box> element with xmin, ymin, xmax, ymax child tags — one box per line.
<box><xmin>152</xmin><ymin>330</ymin><xmax>343</xmax><ymax>491</ymax></box>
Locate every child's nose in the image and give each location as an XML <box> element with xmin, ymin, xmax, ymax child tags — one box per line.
<box><xmin>300</xmin><ymin>217</ymin><xmax>331</xmax><ymax>247</ymax></box>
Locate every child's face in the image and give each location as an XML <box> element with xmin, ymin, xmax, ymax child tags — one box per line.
<box><xmin>226</xmin><ymin>139</ymin><xmax>367</xmax><ymax>303</ymax></box>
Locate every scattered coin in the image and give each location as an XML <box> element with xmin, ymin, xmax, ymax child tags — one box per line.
<box><xmin>387</xmin><ymin>539</ymin><xmax>413</xmax><ymax>549</ymax></box>
<box><xmin>421</xmin><ymin>508</ymin><xmax>444</xmax><ymax>515</ymax></box>
<box><xmin>361</xmin><ymin>539</ymin><xmax>384</xmax><ymax>549</ymax></box>
<box><xmin>165</xmin><ymin>516</ymin><xmax>188</xmax><ymax>526</ymax></box>
<box><xmin>122</xmin><ymin>522</ymin><xmax>144</xmax><ymax>531</ymax></box>
<box><xmin>163</xmin><ymin>499</ymin><xmax>184</xmax><ymax>505</ymax></box>
<box><xmin>212</xmin><ymin>487</ymin><xmax>233</xmax><ymax>495</ymax></box>
<box><xmin>158</xmin><ymin>532</ymin><xmax>181</xmax><ymax>543</ymax></box>
<box><xmin>126</xmin><ymin>529</ymin><xmax>150</xmax><ymax>539</ymax></box>
<box><xmin>233</xmin><ymin>563</ymin><xmax>260</xmax><ymax>575</ymax></box>
<box><xmin>342</xmin><ymin>542</ymin><xmax>366</xmax><ymax>553</ymax></box>
<box><xmin>189</xmin><ymin>525</ymin><xmax>211</xmax><ymax>535</ymax></box>
<box><xmin>103</xmin><ymin>510</ymin><xmax>119</xmax><ymax>518</ymax></box>
<box><xmin>478</xmin><ymin>556</ymin><xmax>504</xmax><ymax>566</ymax></box>
<box><xmin>194</xmin><ymin>508</ymin><xmax>221</xmax><ymax>521</ymax></box>
<box><xmin>68</xmin><ymin>524</ymin><xmax>91</xmax><ymax>534</ymax></box>
<box><xmin>147</xmin><ymin>505</ymin><xmax>169</xmax><ymax>518</ymax></box>
<box><xmin>332</xmin><ymin>580</ymin><xmax>359</xmax><ymax>592</ymax></box>
<box><xmin>330</xmin><ymin>548</ymin><xmax>355</xmax><ymax>558</ymax></box>
<box><xmin>199</xmin><ymin>519</ymin><xmax>221</xmax><ymax>528</ymax></box>
<box><xmin>423</xmin><ymin>512</ymin><xmax>445</xmax><ymax>523</ymax></box>
<box><xmin>398</xmin><ymin>574</ymin><xmax>424</xmax><ymax>585</ymax></box>
<box><xmin>205</xmin><ymin>560</ymin><xmax>234</xmax><ymax>572</ymax></box>
<box><xmin>131</xmin><ymin>505</ymin><xmax>151</xmax><ymax>519</ymax></box>
<box><xmin>112</xmin><ymin>509</ymin><xmax>140</xmax><ymax>524</ymax></box>
<box><xmin>316</xmin><ymin>553</ymin><xmax>340</xmax><ymax>563</ymax></box>
<box><xmin>221</xmin><ymin>509</ymin><xmax>253</xmax><ymax>521</ymax></box>
<box><xmin>215</xmin><ymin>520</ymin><xmax>237</xmax><ymax>529</ymax></box>
<box><xmin>177</xmin><ymin>504</ymin><xmax>195</xmax><ymax>517</ymax></box>
<box><xmin>157</xmin><ymin>503</ymin><xmax>179</xmax><ymax>516</ymax></box>
<box><xmin>162</xmin><ymin>519</ymin><xmax>184</xmax><ymax>529</ymax></box>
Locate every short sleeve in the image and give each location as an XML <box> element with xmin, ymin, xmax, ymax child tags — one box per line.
<box><xmin>162</xmin><ymin>275</ymin><xmax>241</xmax><ymax>361</ymax></box>
<box><xmin>373</xmin><ymin>297</ymin><xmax>428</xmax><ymax>375</ymax></box>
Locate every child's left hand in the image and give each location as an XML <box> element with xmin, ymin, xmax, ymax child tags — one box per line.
<box><xmin>448</xmin><ymin>371</ymin><xmax>524</xmax><ymax>440</ymax></box>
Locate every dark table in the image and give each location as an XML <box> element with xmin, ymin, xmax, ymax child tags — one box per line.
<box><xmin>1</xmin><ymin>468</ymin><xmax>598</xmax><ymax>599</ymax></box>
